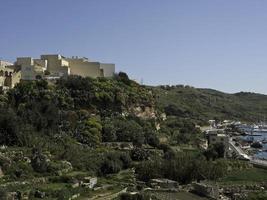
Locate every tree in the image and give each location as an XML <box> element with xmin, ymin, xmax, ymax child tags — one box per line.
<box><xmin>214</xmin><ymin>143</ymin><xmax>225</xmax><ymax>158</ymax></box>
<box><xmin>0</xmin><ymin>108</ymin><xmax>19</xmax><ymax>146</ymax></box>
<box><xmin>131</xmin><ymin>148</ymin><xmax>149</xmax><ymax>161</ymax></box>
<box><xmin>163</xmin><ymin>148</ymin><xmax>176</xmax><ymax>160</ymax></box>
<box><xmin>116</xmin><ymin>72</ymin><xmax>131</xmax><ymax>85</ymax></box>
<box><xmin>145</xmin><ymin>133</ymin><xmax>159</xmax><ymax>147</ymax></box>
<box><xmin>204</xmin><ymin>143</ymin><xmax>225</xmax><ymax>160</ymax></box>
<box><xmin>119</xmin><ymin>152</ymin><xmax>132</xmax><ymax>169</ymax></box>
<box><xmin>102</xmin><ymin>119</ymin><xmax>117</xmax><ymax>142</ymax></box>
<box><xmin>164</xmin><ymin>104</ymin><xmax>185</xmax><ymax>117</ymax></box>
<box><xmin>100</xmin><ymin>153</ymin><xmax>122</xmax><ymax>175</ymax></box>
<box><xmin>115</xmin><ymin>119</ymin><xmax>144</xmax><ymax>145</ymax></box>
<box><xmin>0</xmin><ymin>188</ymin><xmax>8</xmax><ymax>200</ymax></box>
<box><xmin>203</xmin><ymin>147</ymin><xmax>218</xmax><ymax>161</ymax></box>
<box><xmin>135</xmin><ymin>160</ymin><xmax>162</xmax><ymax>182</ymax></box>
<box><xmin>31</xmin><ymin>148</ymin><xmax>48</xmax><ymax>173</ymax></box>
<box><xmin>75</xmin><ymin>117</ymin><xmax>102</xmax><ymax>147</ymax></box>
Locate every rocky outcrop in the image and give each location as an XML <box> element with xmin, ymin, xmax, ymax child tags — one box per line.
<box><xmin>128</xmin><ymin>106</ymin><xmax>157</xmax><ymax>119</ymax></box>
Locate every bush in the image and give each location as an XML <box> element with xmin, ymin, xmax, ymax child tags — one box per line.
<box><xmin>135</xmin><ymin>152</ymin><xmax>228</xmax><ymax>183</ymax></box>
<box><xmin>100</xmin><ymin>158</ymin><xmax>122</xmax><ymax>175</ymax></box>
<box><xmin>0</xmin><ymin>188</ymin><xmax>8</xmax><ymax>199</ymax></box>
<box><xmin>5</xmin><ymin>161</ymin><xmax>34</xmax><ymax>179</ymax></box>
<box><xmin>247</xmin><ymin>192</ymin><xmax>267</xmax><ymax>200</ymax></box>
<box><xmin>55</xmin><ymin>188</ymin><xmax>72</xmax><ymax>200</ymax></box>
<box><xmin>144</xmin><ymin>131</ymin><xmax>159</xmax><ymax>147</ymax></box>
<box><xmin>0</xmin><ymin>108</ymin><xmax>20</xmax><ymax>146</ymax></box>
<box><xmin>204</xmin><ymin>143</ymin><xmax>225</xmax><ymax>161</ymax></box>
<box><xmin>135</xmin><ymin>160</ymin><xmax>163</xmax><ymax>182</ymax></box>
<box><xmin>131</xmin><ymin>148</ymin><xmax>149</xmax><ymax>161</ymax></box>
<box><xmin>75</xmin><ymin>117</ymin><xmax>102</xmax><ymax>147</ymax></box>
<box><xmin>115</xmin><ymin>72</ymin><xmax>131</xmax><ymax>85</ymax></box>
<box><xmin>119</xmin><ymin>152</ymin><xmax>132</xmax><ymax>169</ymax></box>
<box><xmin>31</xmin><ymin>148</ymin><xmax>48</xmax><ymax>173</ymax></box>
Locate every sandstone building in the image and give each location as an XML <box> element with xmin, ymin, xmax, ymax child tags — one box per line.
<box><xmin>0</xmin><ymin>54</ymin><xmax>115</xmax><ymax>89</ymax></box>
<box><xmin>0</xmin><ymin>60</ymin><xmax>21</xmax><ymax>88</ymax></box>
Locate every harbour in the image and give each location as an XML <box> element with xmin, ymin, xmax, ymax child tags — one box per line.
<box><xmin>238</xmin><ymin>125</ymin><xmax>267</xmax><ymax>160</ymax></box>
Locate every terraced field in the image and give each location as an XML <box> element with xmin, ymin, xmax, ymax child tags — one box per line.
<box><xmin>146</xmin><ymin>191</ymin><xmax>208</xmax><ymax>200</ymax></box>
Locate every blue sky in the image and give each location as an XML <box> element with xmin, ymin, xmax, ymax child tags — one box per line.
<box><xmin>1</xmin><ymin>0</ymin><xmax>267</xmax><ymax>93</ymax></box>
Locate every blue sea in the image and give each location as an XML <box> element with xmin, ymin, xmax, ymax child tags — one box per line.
<box><xmin>242</xmin><ymin>132</ymin><xmax>267</xmax><ymax>159</ymax></box>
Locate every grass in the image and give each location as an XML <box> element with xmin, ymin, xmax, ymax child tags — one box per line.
<box><xmin>147</xmin><ymin>191</ymin><xmax>208</xmax><ymax>200</ymax></box>
<box><xmin>37</xmin><ymin>182</ymin><xmax>69</xmax><ymax>191</ymax></box>
<box><xmin>154</xmin><ymin>85</ymin><xmax>267</xmax><ymax>122</ymax></box>
<box><xmin>247</xmin><ymin>192</ymin><xmax>267</xmax><ymax>200</ymax></box>
<box><xmin>65</xmin><ymin>171</ymin><xmax>91</xmax><ymax>177</ymax></box>
<box><xmin>219</xmin><ymin>167</ymin><xmax>267</xmax><ymax>185</ymax></box>
<box><xmin>78</xmin><ymin>187</ymin><xmax>123</xmax><ymax>200</ymax></box>
<box><xmin>103</xmin><ymin>169</ymin><xmax>135</xmax><ymax>185</ymax></box>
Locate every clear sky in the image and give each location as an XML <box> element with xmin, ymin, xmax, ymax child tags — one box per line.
<box><xmin>1</xmin><ymin>0</ymin><xmax>267</xmax><ymax>94</ymax></box>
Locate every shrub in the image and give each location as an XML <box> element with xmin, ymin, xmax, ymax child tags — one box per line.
<box><xmin>131</xmin><ymin>148</ymin><xmax>149</xmax><ymax>161</ymax></box>
<box><xmin>115</xmin><ymin>72</ymin><xmax>131</xmax><ymax>85</ymax></box>
<box><xmin>100</xmin><ymin>158</ymin><xmax>122</xmax><ymax>175</ymax></box>
<box><xmin>0</xmin><ymin>188</ymin><xmax>8</xmax><ymax>199</ymax></box>
<box><xmin>31</xmin><ymin>148</ymin><xmax>48</xmax><ymax>173</ymax></box>
<box><xmin>119</xmin><ymin>152</ymin><xmax>132</xmax><ymax>169</ymax></box>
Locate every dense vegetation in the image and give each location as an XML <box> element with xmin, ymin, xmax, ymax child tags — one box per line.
<box><xmin>1</xmin><ymin>73</ymin><xmax>155</xmax><ymax>147</ymax></box>
<box><xmin>0</xmin><ymin>75</ymin><xmax>265</xmax><ymax>199</ymax></box>
<box><xmin>154</xmin><ymin>85</ymin><xmax>267</xmax><ymax>124</ymax></box>
<box><xmin>0</xmin><ymin>74</ymin><xmax>162</xmax><ymax>199</ymax></box>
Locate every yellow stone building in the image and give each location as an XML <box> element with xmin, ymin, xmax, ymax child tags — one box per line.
<box><xmin>0</xmin><ymin>60</ymin><xmax>21</xmax><ymax>88</ymax></box>
<box><xmin>66</xmin><ymin>57</ymin><xmax>115</xmax><ymax>78</ymax></box>
<box><xmin>39</xmin><ymin>55</ymin><xmax>115</xmax><ymax>78</ymax></box>
<box><xmin>0</xmin><ymin>54</ymin><xmax>116</xmax><ymax>88</ymax></box>
<box><xmin>16</xmin><ymin>57</ymin><xmax>46</xmax><ymax>80</ymax></box>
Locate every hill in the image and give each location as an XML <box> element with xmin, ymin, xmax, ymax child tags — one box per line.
<box><xmin>0</xmin><ymin>76</ymin><xmax>266</xmax><ymax>199</ymax></box>
<box><xmin>153</xmin><ymin>85</ymin><xmax>267</xmax><ymax>124</ymax></box>
<box><xmin>0</xmin><ymin>74</ymin><xmax>163</xmax><ymax>199</ymax></box>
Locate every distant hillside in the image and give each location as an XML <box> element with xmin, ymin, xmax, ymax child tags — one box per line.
<box><xmin>153</xmin><ymin>85</ymin><xmax>267</xmax><ymax>123</ymax></box>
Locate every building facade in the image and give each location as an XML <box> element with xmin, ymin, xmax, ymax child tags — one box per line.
<box><xmin>0</xmin><ymin>54</ymin><xmax>115</xmax><ymax>88</ymax></box>
<box><xmin>0</xmin><ymin>60</ymin><xmax>13</xmax><ymax>67</ymax></box>
<box><xmin>40</xmin><ymin>54</ymin><xmax>115</xmax><ymax>78</ymax></box>
<box><xmin>16</xmin><ymin>57</ymin><xmax>46</xmax><ymax>80</ymax></box>
<box><xmin>66</xmin><ymin>57</ymin><xmax>115</xmax><ymax>78</ymax></box>
<box><xmin>0</xmin><ymin>60</ymin><xmax>21</xmax><ymax>88</ymax></box>
<box><xmin>40</xmin><ymin>55</ymin><xmax>69</xmax><ymax>77</ymax></box>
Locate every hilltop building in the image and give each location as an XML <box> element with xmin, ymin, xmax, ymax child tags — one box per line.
<box><xmin>0</xmin><ymin>54</ymin><xmax>115</xmax><ymax>89</ymax></box>
<box><xmin>0</xmin><ymin>60</ymin><xmax>13</xmax><ymax>67</ymax></box>
<box><xmin>40</xmin><ymin>55</ymin><xmax>69</xmax><ymax>77</ymax></box>
<box><xmin>17</xmin><ymin>54</ymin><xmax>115</xmax><ymax>80</ymax></box>
<box><xmin>66</xmin><ymin>56</ymin><xmax>115</xmax><ymax>78</ymax></box>
<box><xmin>16</xmin><ymin>57</ymin><xmax>47</xmax><ymax>80</ymax></box>
<box><xmin>0</xmin><ymin>60</ymin><xmax>21</xmax><ymax>88</ymax></box>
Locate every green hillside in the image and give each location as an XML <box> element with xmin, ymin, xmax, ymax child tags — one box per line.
<box><xmin>153</xmin><ymin>85</ymin><xmax>267</xmax><ymax>123</ymax></box>
<box><xmin>0</xmin><ymin>76</ymin><xmax>266</xmax><ymax>199</ymax></box>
